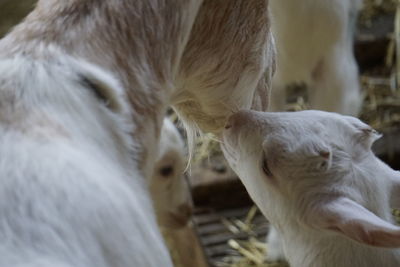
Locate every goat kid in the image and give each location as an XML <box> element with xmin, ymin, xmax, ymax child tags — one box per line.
<box><xmin>151</xmin><ymin>118</ymin><xmax>205</xmax><ymax>267</ymax></box>
<box><xmin>222</xmin><ymin>110</ymin><xmax>400</xmax><ymax>267</ymax></box>
<box><xmin>151</xmin><ymin>118</ymin><xmax>192</xmax><ymax>230</ymax></box>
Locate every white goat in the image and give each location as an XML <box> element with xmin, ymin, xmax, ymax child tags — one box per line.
<box><xmin>0</xmin><ymin>51</ymin><xmax>173</xmax><ymax>266</ymax></box>
<box><xmin>222</xmin><ymin>110</ymin><xmax>400</xmax><ymax>267</ymax></box>
<box><xmin>151</xmin><ymin>118</ymin><xmax>202</xmax><ymax>266</ymax></box>
<box><xmin>0</xmin><ymin>0</ymin><xmax>274</xmax><ymax>266</ymax></box>
<box><xmin>150</xmin><ymin>118</ymin><xmax>192</xmax><ymax>230</ymax></box>
<box><xmin>269</xmin><ymin>0</ymin><xmax>362</xmax><ymax>115</ymax></box>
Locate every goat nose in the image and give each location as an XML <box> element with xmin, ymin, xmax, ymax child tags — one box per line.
<box><xmin>224</xmin><ymin>123</ymin><xmax>232</xmax><ymax>130</ymax></box>
<box><xmin>225</xmin><ymin>110</ymin><xmax>259</xmax><ymax>130</ymax></box>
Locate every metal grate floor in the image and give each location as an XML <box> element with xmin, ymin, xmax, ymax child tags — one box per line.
<box><xmin>193</xmin><ymin>206</ymin><xmax>270</xmax><ymax>266</ymax></box>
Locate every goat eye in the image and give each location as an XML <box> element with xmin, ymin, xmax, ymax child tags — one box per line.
<box><xmin>317</xmin><ymin>161</ymin><xmax>327</xmax><ymax>170</ymax></box>
<box><xmin>262</xmin><ymin>157</ymin><xmax>273</xmax><ymax>177</ymax></box>
<box><xmin>159</xmin><ymin>166</ymin><xmax>174</xmax><ymax>177</ymax></box>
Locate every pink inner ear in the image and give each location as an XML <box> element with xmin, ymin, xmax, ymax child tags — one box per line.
<box><xmin>361</xmin><ymin>127</ymin><xmax>382</xmax><ymax>145</ymax></box>
<box><xmin>309</xmin><ymin>197</ymin><xmax>400</xmax><ymax>248</ymax></box>
<box><xmin>319</xmin><ymin>150</ymin><xmax>330</xmax><ymax>159</ymax></box>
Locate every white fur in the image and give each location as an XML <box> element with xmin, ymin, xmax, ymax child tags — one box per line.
<box><xmin>150</xmin><ymin>118</ymin><xmax>192</xmax><ymax>229</ymax></box>
<box><xmin>269</xmin><ymin>0</ymin><xmax>362</xmax><ymax>115</ymax></box>
<box><xmin>0</xmin><ymin>1</ymin><xmax>274</xmax><ymax>265</ymax></box>
<box><xmin>222</xmin><ymin>110</ymin><xmax>400</xmax><ymax>267</ymax></box>
<box><xmin>0</xmin><ymin>52</ymin><xmax>172</xmax><ymax>266</ymax></box>
<box><xmin>265</xmin><ymin>224</ymin><xmax>285</xmax><ymax>262</ymax></box>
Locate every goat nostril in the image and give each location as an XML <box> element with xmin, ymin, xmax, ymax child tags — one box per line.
<box><xmin>224</xmin><ymin>124</ymin><xmax>232</xmax><ymax>130</ymax></box>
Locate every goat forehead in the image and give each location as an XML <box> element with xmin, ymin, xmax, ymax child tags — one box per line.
<box><xmin>261</xmin><ymin>111</ymin><xmax>356</xmax><ymax>136</ymax></box>
<box><xmin>255</xmin><ymin>115</ymin><xmax>364</xmax><ymax>161</ymax></box>
<box><xmin>257</xmin><ymin>119</ymin><xmax>324</xmax><ymax>143</ymax></box>
<box><xmin>232</xmin><ymin>110</ymin><xmax>364</xmax><ymax>159</ymax></box>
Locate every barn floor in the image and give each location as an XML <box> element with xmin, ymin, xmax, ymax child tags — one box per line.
<box><xmin>193</xmin><ymin>206</ymin><xmax>275</xmax><ymax>267</ymax></box>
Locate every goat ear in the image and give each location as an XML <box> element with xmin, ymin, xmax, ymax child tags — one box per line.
<box><xmin>358</xmin><ymin>127</ymin><xmax>382</xmax><ymax>148</ymax></box>
<box><xmin>307</xmin><ymin>197</ymin><xmax>400</xmax><ymax>248</ymax></box>
<box><xmin>315</xmin><ymin>149</ymin><xmax>331</xmax><ymax>171</ymax></box>
<box><xmin>79</xmin><ymin>63</ymin><xmax>125</xmax><ymax>113</ymax></box>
